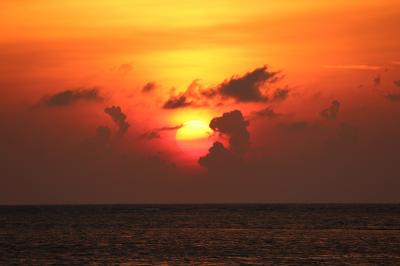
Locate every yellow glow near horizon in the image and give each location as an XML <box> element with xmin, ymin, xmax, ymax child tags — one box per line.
<box><xmin>176</xmin><ymin>120</ymin><xmax>211</xmax><ymax>141</ymax></box>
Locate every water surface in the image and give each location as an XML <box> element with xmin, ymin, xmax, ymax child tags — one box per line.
<box><xmin>1</xmin><ymin>204</ymin><xmax>399</xmax><ymax>265</ymax></box>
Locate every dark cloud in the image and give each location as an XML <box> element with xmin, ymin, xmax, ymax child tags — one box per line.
<box><xmin>272</xmin><ymin>88</ymin><xmax>289</xmax><ymax>101</ymax></box>
<box><xmin>252</xmin><ymin>107</ymin><xmax>283</xmax><ymax>120</ymax></box>
<box><xmin>41</xmin><ymin>87</ymin><xmax>103</xmax><ymax>107</ymax></box>
<box><xmin>163</xmin><ymin>95</ymin><xmax>192</xmax><ymax>109</ymax></box>
<box><xmin>104</xmin><ymin>106</ymin><xmax>130</xmax><ymax>136</ymax></box>
<box><xmin>320</xmin><ymin>100</ymin><xmax>340</xmax><ymax>120</ymax></box>
<box><xmin>199</xmin><ymin>110</ymin><xmax>249</xmax><ymax>172</ymax></box>
<box><xmin>210</xmin><ymin>110</ymin><xmax>250</xmax><ymax>153</ymax></box>
<box><xmin>384</xmin><ymin>93</ymin><xmax>400</xmax><ymax>101</ymax></box>
<box><xmin>159</xmin><ymin>66</ymin><xmax>281</xmax><ymax>109</ymax></box>
<box><xmin>393</xmin><ymin>80</ymin><xmax>400</xmax><ymax>87</ymax></box>
<box><xmin>217</xmin><ymin>66</ymin><xmax>278</xmax><ymax>102</ymax></box>
<box><xmin>140</xmin><ymin>131</ymin><xmax>160</xmax><ymax>140</ymax></box>
<box><xmin>140</xmin><ymin>124</ymin><xmax>182</xmax><ymax>141</ymax></box>
<box><xmin>158</xmin><ymin>124</ymin><xmax>183</xmax><ymax>131</ymax></box>
<box><xmin>198</xmin><ymin>142</ymin><xmax>242</xmax><ymax>173</ymax></box>
<box><xmin>142</xmin><ymin>82</ymin><xmax>157</xmax><ymax>93</ymax></box>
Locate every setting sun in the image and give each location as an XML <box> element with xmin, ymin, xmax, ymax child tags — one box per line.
<box><xmin>175</xmin><ymin>120</ymin><xmax>212</xmax><ymax>157</ymax></box>
<box><xmin>176</xmin><ymin>120</ymin><xmax>211</xmax><ymax>141</ymax></box>
<box><xmin>2</xmin><ymin>0</ymin><xmax>400</xmax><ymax>264</ymax></box>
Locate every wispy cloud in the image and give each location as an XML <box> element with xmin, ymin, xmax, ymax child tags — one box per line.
<box><xmin>39</xmin><ymin>87</ymin><xmax>103</xmax><ymax>107</ymax></box>
<box><xmin>324</xmin><ymin>64</ymin><xmax>382</xmax><ymax>70</ymax></box>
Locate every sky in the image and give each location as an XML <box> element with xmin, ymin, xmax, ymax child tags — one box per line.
<box><xmin>1</xmin><ymin>0</ymin><xmax>400</xmax><ymax>204</ymax></box>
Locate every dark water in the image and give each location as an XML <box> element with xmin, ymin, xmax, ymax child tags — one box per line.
<box><xmin>0</xmin><ymin>204</ymin><xmax>399</xmax><ymax>265</ymax></box>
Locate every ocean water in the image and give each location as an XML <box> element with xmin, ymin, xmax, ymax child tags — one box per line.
<box><xmin>0</xmin><ymin>204</ymin><xmax>399</xmax><ymax>265</ymax></box>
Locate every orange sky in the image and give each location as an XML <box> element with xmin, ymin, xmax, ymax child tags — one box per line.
<box><xmin>1</xmin><ymin>0</ymin><xmax>400</xmax><ymax>203</ymax></box>
<box><xmin>1</xmin><ymin>0</ymin><xmax>399</xmax><ymax>88</ymax></box>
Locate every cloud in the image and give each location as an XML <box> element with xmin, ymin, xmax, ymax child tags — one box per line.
<box><xmin>140</xmin><ymin>124</ymin><xmax>182</xmax><ymax>140</ymax></box>
<box><xmin>142</xmin><ymin>82</ymin><xmax>157</xmax><ymax>93</ymax></box>
<box><xmin>217</xmin><ymin>66</ymin><xmax>278</xmax><ymax>102</ymax></box>
<box><xmin>139</xmin><ymin>131</ymin><xmax>160</xmax><ymax>140</ymax></box>
<box><xmin>384</xmin><ymin>93</ymin><xmax>400</xmax><ymax>102</ymax></box>
<box><xmin>209</xmin><ymin>110</ymin><xmax>250</xmax><ymax>153</ymax></box>
<box><xmin>199</xmin><ymin>110</ymin><xmax>249</xmax><ymax>173</ymax></box>
<box><xmin>104</xmin><ymin>106</ymin><xmax>130</xmax><ymax>136</ymax></box>
<box><xmin>272</xmin><ymin>88</ymin><xmax>289</xmax><ymax>101</ymax></box>
<box><xmin>158</xmin><ymin>124</ymin><xmax>183</xmax><ymax>131</ymax></box>
<box><xmin>252</xmin><ymin>107</ymin><xmax>283</xmax><ymax>120</ymax></box>
<box><xmin>198</xmin><ymin>142</ymin><xmax>242</xmax><ymax>173</ymax></box>
<box><xmin>185</xmin><ymin>79</ymin><xmax>203</xmax><ymax>99</ymax></box>
<box><xmin>320</xmin><ymin>100</ymin><xmax>340</xmax><ymax>120</ymax></box>
<box><xmin>324</xmin><ymin>64</ymin><xmax>382</xmax><ymax>70</ymax></box>
<box><xmin>162</xmin><ymin>80</ymin><xmax>211</xmax><ymax>108</ymax></box>
<box><xmin>40</xmin><ymin>87</ymin><xmax>103</xmax><ymax>107</ymax></box>
<box><xmin>394</xmin><ymin>80</ymin><xmax>400</xmax><ymax>87</ymax></box>
<box><xmin>163</xmin><ymin>95</ymin><xmax>192</xmax><ymax>109</ymax></box>
<box><xmin>160</xmin><ymin>66</ymin><xmax>281</xmax><ymax>109</ymax></box>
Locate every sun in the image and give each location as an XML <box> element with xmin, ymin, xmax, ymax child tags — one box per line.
<box><xmin>176</xmin><ymin>119</ymin><xmax>213</xmax><ymax>157</ymax></box>
<box><xmin>176</xmin><ymin>120</ymin><xmax>211</xmax><ymax>141</ymax></box>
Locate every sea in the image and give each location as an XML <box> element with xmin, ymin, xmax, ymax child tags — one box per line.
<box><xmin>0</xmin><ymin>204</ymin><xmax>399</xmax><ymax>265</ymax></box>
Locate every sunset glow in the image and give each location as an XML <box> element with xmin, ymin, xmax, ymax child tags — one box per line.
<box><xmin>1</xmin><ymin>0</ymin><xmax>400</xmax><ymax>204</ymax></box>
<box><xmin>176</xmin><ymin>120</ymin><xmax>211</xmax><ymax>141</ymax></box>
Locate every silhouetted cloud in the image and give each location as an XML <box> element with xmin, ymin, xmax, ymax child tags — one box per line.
<box><xmin>198</xmin><ymin>142</ymin><xmax>242</xmax><ymax>173</ymax></box>
<box><xmin>41</xmin><ymin>87</ymin><xmax>103</xmax><ymax>107</ymax></box>
<box><xmin>394</xmin><ymin>80</ymin><xmax>400</xmax><ymax>87</ymax></box>
<box><xmin>140</xmin><ymin>131</ymin><xmax>160</xmax><ymax>140</ymax></box>
<box><xmin>210</xmin><ymin>110</ymin><xmax>250</xmax><ymax>153</ymax></box>
<box><xmin>272</xmin><ymin>88</ymin><xmax>289</xmax><ymax>101</ymax></box>
<box><xmin>217</xmin><ymin>66</ymin><xmax>278</xmax><ymax>102</ymax></box>
<box><xmin>384</xmin><ymin>93</ymin><xmax>400</xmax><ymax>101</ymax></box>
<box><xmin>324</xmin><ymin>64</ymin><xmax>382</xmax><ymax>70</ymax></box>
<box><xmin>163</xmin><ymin>95</ymin><xmax>192</xmax><ymax>109</ymax></box>
<box><xmin>142</xmin><ymin>82</ymin><xmax>157</xmax><ymax>93</ymax></box>
<box><xmin>140</xmin><ymin>124</ymin><xmax>182</xmax><ymax>141</ymax></box>
<box><xmin>104</xmin><ymin>106</ymin><xmax>130</xmax><ymax>136</ymax></box>
<box><xmin>161</xmin><ymin>80</ymin><xmax>210</xmax><ymax>108</ymax></box>
<box><xmin>320</xmin><ymin>100</ymin><xmax>340</xmax><ymax>120</ymax></box>
<box><xmin>199</xmin><ymin>110</ymin><xmax>249</xmax><ymax>172</ymax></box>
<box><xmin>252</xmin><ymin>107</ymin><xmax>283</xmax><ymax>119</ymax></box>
<box><xmin>160</xmin><ymin>125</ymin><xmax>183</xmax><ymax>131</ymax></box>
<box><xmin>159</xmin><ymin>66</ymin><xmax>281</xmax><ymax>108</ymax></box>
